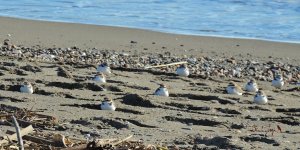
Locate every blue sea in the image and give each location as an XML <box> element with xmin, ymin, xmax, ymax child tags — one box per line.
<box><xmin>0</xmin><ymin>0</ymin><xmax>299</xmax><ymax>43</ymax></box>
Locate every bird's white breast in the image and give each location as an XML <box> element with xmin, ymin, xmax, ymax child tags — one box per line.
<box><xmin>155</xmin><ymin>88</ymin><xmax>169</xmax><ymax>97</ymax></box>
<box><xmin>97</xmin><ymin>66</ymin><xmax>111</xmax><ymax>74</ymax></box>
<box><xmin>245</xmin><ymin>83</ymin><xmax>258</xmax><ymax>92</ymax></box>
<box><xmin>226</xmin><ymin>86</ymin><xmax>242</xmax><ymax>95</ymax></box>
<box><xmin>272</xmin><ymin>79</ymin><xmax>284</xmax><ymax>88</ymax></box>
<box><xmin>176</xmin><ymin>68</ymin><xmax>189</xmax><ymax>77</ymax></box>
<box><xmin>254</xmin><ymin>95</ymin><xmax>268</xmax><ymax>105</ymax></box>
<box><xmin>20</xmin><ymin>85</ymin><xmax>33</xmax><ymax>94</ymax></box>
<box><xmin>100</xmin><ymin>102</ymin><xmax>116</xmax><ymax>111</ymax></box>
<box><xmin>93</xmin><ymin>76</ymin><xmax>106</xmax><ymax>83</ymax></box>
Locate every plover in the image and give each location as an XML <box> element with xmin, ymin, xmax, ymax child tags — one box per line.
<box><xmin>245</xmin><ymin>79</ymin><xmax>258</xmax><ymax>92</ymax></box>
<box><xmin>20</xmin><ymin>82</ymin><xmax>33</xmax><ymax>94</ymax></box>
<box><xmin>254</xmin><ymin>90</ymin><xmax>268</xmax><ymax>105</ymax></box>
<box><xmin>93</xmin><ymin>73</ymin><xmax>106</xmax><ymax>83</ymax></box>
<box><xmin>176</xmin><ymin>64</ymin><xmax>189</xmax><ymax>77</ymax></box>
<box><xmin>100</xmin><ymin>97</ymin><xmax>116</xmax><ymax>111</ymax></box>
<box><xmin>154</xmin><ymin>84</ymin><xmax>169</xmax><ymax>97</ymax></box>
<box><xmin>97</xmin><ymin>62</ymin><xmax>111</xmax><ymax>74</ymax></box>
<box><xmin>226</xmin><ymin>82</ymin><xmax>243</xmax><ymax>95</ymax></box>
<box><xmin>272</xmin><ymin>74</ymin><xmax>284</xmax><ymax>89</ymax></box>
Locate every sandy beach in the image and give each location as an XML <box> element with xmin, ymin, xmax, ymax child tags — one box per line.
<box><xmin>0</xmin><ymin>16</ymin><xmax>300</xmax><ymax>149</ymax></box>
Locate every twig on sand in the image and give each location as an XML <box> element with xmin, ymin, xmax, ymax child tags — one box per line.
<box><xmin>12</xmin><ymin>116</ymin><xmax>24</xmax><ymax>150</ymax></box>
<box><xmin>110</xmin><ymin>134</ymin><xmax>133</xmax><ymax>147</ymax></box>
<box><xmin>144</xmin><ymin>61</ymin><xmax>187</xmax><ymax>69</ymax></box>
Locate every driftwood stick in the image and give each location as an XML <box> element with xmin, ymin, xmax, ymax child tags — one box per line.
<box><xmin>144</xmin><ymin>61</ymin><xmax>187</xmax><ymax>69</ymax></box>
<box><xmin>24</xmin><ymin>135</ymin><xmax>54</xmax><ymax>145</ymax></box>
<box><xmin>60</xmin><ymin>139</ymin><xmax>117</xmax><ymax>150</ymax></box>
<box><xmin>0</xmin><ymin>114</ymin><xmax>13</xmax><ymax>118</ymax></box>
<box><xmin>12</xmin><ymin>116</ymin><xmax>24</xmax><ymax>150</ymax></box>
<box><xmin>0</xmin><ymin>125</ymin><xmax>34</xmax><ymax>145</ymax></box>
<box><xmin>60</xmin><ymin>135</ymin><xmax>133</xmax><ymax>150</ymax></box>
<box><xmin>60</xmin><ymin>144</ymin><xmax>87</xmax><ymax>150</ymax></box>
<box><xmin>6</xmin><ymin>130</ymin><xmax>54</xmax><ymax>146</ymax></box>
<box><xmin>110</xmin><ymin>135</ymin><xmax>133</xmax><ymax>146</ymax></box>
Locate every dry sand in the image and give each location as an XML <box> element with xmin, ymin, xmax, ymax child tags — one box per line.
<box><xmin>0</xmin><ymin>16</ymin><xmax>300</xmax><ymax>149</ymax></box>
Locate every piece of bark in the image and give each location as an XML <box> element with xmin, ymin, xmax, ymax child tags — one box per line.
<box><xmin>6</xmin><ymin>130</ymin><xmax>54</xmax><ymax>146</ymax></box>
<box><xmin>0</xmin><ymin>125</ymin><xmax>34</xmax><ymax>145</ymax></box>
<box><xmin>110</xmin><ymin>135</ymin><xmax>133</xmax><ymax>147</ymax></box>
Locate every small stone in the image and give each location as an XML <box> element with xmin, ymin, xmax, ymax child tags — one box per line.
<box><xmin>56</xmin><ymin>125</ymin><xmax>68</xmax><ymax>131</ymax></box>
<box><xmin>187</xmin><ymin>123</ymin><xmax>193</xmax><ymax>126</ymax></box>
<box><xmin>177</xmin><ymin>113</ymin><xmax>183</xmax><ymax>116</ymax></box>
<box><xmin>211</xmin><ymin>100</ymin><xmax>219</xmax><ymax>104</ymax></box>
<box><xmin>0</xmin><ymin>119</ymin><xmax>5</xmax><ymax>125</ymax></box>
<box><xmin>187</xmin><ymin>58</ymin><xmax>197</xmax><ymax>64</ymax></box>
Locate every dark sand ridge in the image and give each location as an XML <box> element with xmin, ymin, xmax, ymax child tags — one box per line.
<box><xmin>0</xmin><ymin>16</ymin><xmax>299</xmax><ymax>60</ymax></box>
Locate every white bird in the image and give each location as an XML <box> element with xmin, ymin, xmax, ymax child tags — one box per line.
<box><xmin>96</xmin><ymin>62</ymin><xmax>111</xmax><ymax>74</ymax></box>
<box><xmin>226</xmin><ymin>82</ymin><xmax>243</xmax><ymax>95</ymax></box>
<box><xmin>100</xmin><ymin>97</ymin><xmax>116</xmax><ymax>111</ymax></box>
<box><xmin>254</xmin><ymin>90</ymin><xmax>268</xmax><ymax>105</ymax></box>
<box><xmin>93</xmin><ymin>73</ymin><xmax>106</xmax><ymax>83</ymax></box>
<box><xmin>272</xmin><ymin>74</ymin><xmax>284</xmax><ymax>89</ymax></box>
<box><xmin>20</xmin><ymin>82</ymin><xmax>33</xmax><ymax>94</ymax></box>
<box><xmin>154</xmin><ymin>84</ymin><xmax>169</xmax><ymax>97</ymax></box>
<box><xmin>176</xmin><ymin>64</ymin><xmax>189</xmax><ymax>77</ymax></box>
<box><xmin>245</xmin><ymin>79</ymin><xmax>258</xmax><ymax>92</ymax></box>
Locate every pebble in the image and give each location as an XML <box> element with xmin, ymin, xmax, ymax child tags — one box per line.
<box><xmin>236</xmin><ymin>130</ymin><xmax>242</xmax><ymax>133</ymax></box>
<box><xmin>0</xmin><ymin>119</ymin><xmax>5</xmax><ymax>125</ymax></box>
<box><xmin>0</xmin><ymin>39</ymin><xmax>298</xmax><ymax>83</ymax></box>
<box><xmin>187</xmin><ymin>57</ymin><xmax>197</xmax><ymax>64</ymax></box>
<box><xmin>252</xmin><ymin>117</ymin><xmax>260</xmax><ymax>121</ymax></box>
<box><xmin>213</xmin><ymin>116</ymin><xmax>218</xmax><ymax>119</ymax></box>
<box><xmin>187</xmin><ymin>123</ymin><xmax>193</xmax><ymax>126</ymax></box>
<box><xmin>211</xmin><ymin>100</ymin><xmax>219</xmax><ymax>104</ymax></box>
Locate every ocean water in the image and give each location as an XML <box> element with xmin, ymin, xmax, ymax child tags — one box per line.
<box><xmin>0</xmin><ymin>0</ymin><xmax>299</xmax><ymax>43</ymax></box>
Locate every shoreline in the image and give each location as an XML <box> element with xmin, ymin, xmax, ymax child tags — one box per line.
<box><xmin>1</xmin><ymin>15</ymin><xmax>300</xmax><ymax>45</ymax></box>
<box><xmin>0</xmin><ymin>16</ymin><xmax>300</xmax><ymax>60</ymax></box>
